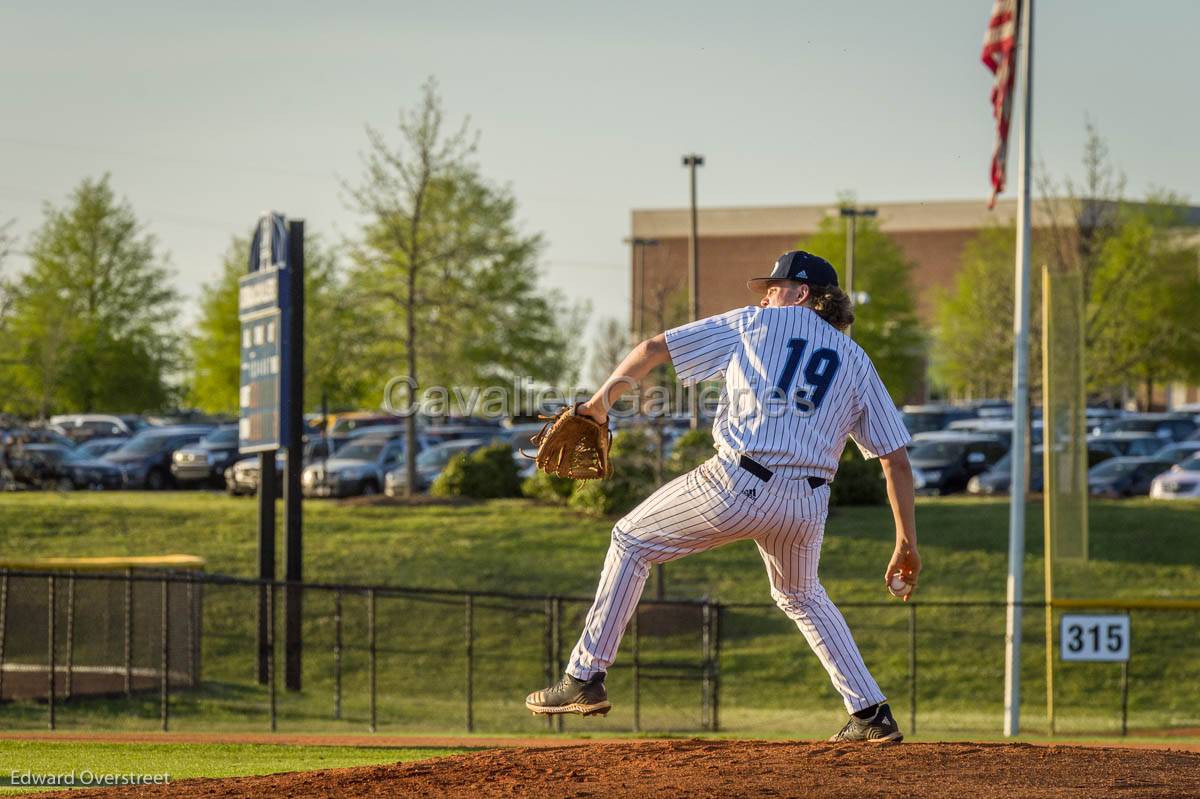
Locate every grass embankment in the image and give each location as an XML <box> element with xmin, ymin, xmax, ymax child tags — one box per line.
<box><xmin>0</xmin><ymin>740</ymin><xmax>462</xmax><ymax>794</ymax></box>
<box><xmin>0</xmin><ymin>492</ymin><xmax>1197</xmax><ymax>738</ymax></box>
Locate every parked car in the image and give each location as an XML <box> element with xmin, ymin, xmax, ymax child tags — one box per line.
<box><xmin>967</xmin><ymin>446</ymin><xmax>1113</xmax><ymax>495</ymax></box>
<box><xmin>1096</xmin><ymin>413</ymin><xmax>1197</xmax><ymax>442</ymax></box>
<box><xmin>225</xmin><ymin>456</ymin><xmax>257</xmax><ymax>496</ymax></box>
<box><xmin>103</xmin><ymin>425</ymin><xmax>214</xmax><ymax>489</ymax></box>
<box><xmin>969</xmin><ymin>447</ymin><xmax>1045</xmax><ymax>495</ymax></box>
<box><xmin>384</xmin><ymin>438</ymin><xmax>488</xmax><ymax>495</ymax></box>
<box><xmin>1085</xmin><ymin>407</ymin><xmax>1123</xmax><ymax>427</ymax></box>
<box><xmin>1087</xmin><ymin>456</ymin><xmax>1175</xmax><ymax>499</ymax></box>
<box><xmin>423</xmin><ymin>424</ymin><xmax>508</xmax><ymax>445</ymax></box>
<box><xmin>301</xmin><ymin>433</ymin><xmax>411</xmax><ymax>498</ymax></box>
<box><xmin>170</xmin><ymin>425</ymin><xmax>240</xmax><ymax>488</ymax></box>
<box><xmin>225</xmin><ymin>452</ymin><xmax>285</xmax><ymax>497</ymax></box>
<box><xmin>1086</xmin><ymin>432</ymin><xmax>1164</xmax><ymax>459</ymax></box>
<box><xmin>9</xmin><ymin>444</ymin><xmax>73</xmax><ymax>489</ymax></box>
<box><xmin>9</xmin><ymin>443</ymin><xmax>123</xmax><ymax>490</ymax></box>
<box><xmin>49</xmin><ymin>414</ymin><xmax>146</xmax><ymax>442</ymax></box>
<box><xmin>945</xmin><ymin>418</ymin><xmax>1044</xmax><ymax>450</ymax></box>
<box><xmin>506</xmin><ymin>422</ymin><xmax>552</xmax><ymax>480</ymax></box>
<box><xmin>346</xmin><ymin>424</ymin><xmax>410</xmax><ymax>441</ymax></box>
<box><xmin>342</xmin><ymin>426</ymin><xmax>443</xmax><ymax>459</ymax></box>
<box><xmin>1151</xmin><ymin>440</ymin><xmax>1200</xmax><ymax>465</ymax></box>
<box><xmin>58</xmin><ymin>447</ymin><xmax>126</xmax><ymax>490</ymax></box>
<box><xmin>304</xmin><ymin>435</ymin><xmax>345</xmax><ymax>461</ymax></box>
<box><xmin>970</xmin><ymin>400</ymin><xmax>1014</xmax><ymax>419</ymax></box>
<box><xmin>303</xmin><ymin>414</ymin><xmax>327</xmax><ymax>436</ymax></box>
<box><xmin>9</xmin><ymin>428</ymin><xmax>78</xmax><ymax>449</ymax></box>
<box><xmin>73</xmin><ymin>436</ymin><xmax>129</xmax><ymax>460</ymax></box>
<box><xmin>908</xmin><ymin>432</ymin><xmax>1007</xmax><ymax>495</ymax></box>
<box><xmin>1149</xmin><ymin>454</ymin><xmax>1200</xmax><ymax>501</ymax></box>
<box><xmin>327</xmin><ymin>412</ymin><xmax>397</xmax><ymax>436</ymax></box>
<box><xmin>505</xmin><ymin>422</ymin><xmax>547</xmax><ymax>454</ymax></box>
<box><xmin>900</xmin><ymin>405</ymin><xmax>977</xmax><ymax>437</ymax></box>
<box><xmin>224</xmin><ymin>439</ymin><xmax>334</xmax><ymax>497</ymax></box>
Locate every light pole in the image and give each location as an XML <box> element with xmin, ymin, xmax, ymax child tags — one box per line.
<box><xmin>624</xmin><ymin>237</ymin><xmax>660</xmax><ymax>341</ymax></box>
<box><xmin>839</xmin><ymin>205</ymin><xmax>877</xmax><ymax>337</ymax></box>
<box><xmin>682</xmin><ymin>154</ymin><xmax>704</xmax><ymax>429</ymax></box>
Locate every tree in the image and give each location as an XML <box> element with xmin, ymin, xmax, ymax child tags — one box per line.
<box><xmin>1038</xmin><ymin>126</ymin><xmax>1200</xmax><ymax>402</ymax></box>
<box><xmin>797</xmin><ymin>211</ymin><xmax>926</xmax><ymax>402</ymax></box>
<box><xmin>346</xmin><ymin>78</ymin><xmax>573</xmax><ymax>494</ymax></box>
<box><xmin>0</xmin><ymin>219</ymin><xmax>14</xmax><ymax>339</ymax></box>
<box><xmin>186</xmin><ymin>235</ymin><xmax>373</xmax><ymax>415</ymax></box>
<box><xmin>1085</xmin><ymin>198</ymin><xmax>1200</xmax><ymax>400</ymax></box>
<box><xmin>933</xmin><ymin>124</ymin><xmax>1200</xmax><ymax>405</ymax></box>
<box><xmin>929</xmin><ymin>222</ymin><xmax>1044</xmax><ymax>398</ymax></box>
<box><xmin>0</xmin><ymin>176</ymin><xmax>179</xmax><ymax>416</ymax></box>
<box><xmin>186</xmin><ymin>240</ymin><xmax>243</xmax><ymax>414</ymax></box>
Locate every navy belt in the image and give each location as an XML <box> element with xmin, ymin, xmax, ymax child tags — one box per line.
<box><xmin>738</xmin><ymin>455</ymin><xmax>827</xmax><ymax>490</ymax></box>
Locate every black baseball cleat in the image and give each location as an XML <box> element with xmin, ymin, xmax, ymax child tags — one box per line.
<box><xmin>828</xmin><ymin>703</ymin><xmax>904</xmax><ymax>743</ymax></box>
<box><xmin>525</xmin><ymin>672</ymin><xmax>611</xmax><ymax>717</ymax></box>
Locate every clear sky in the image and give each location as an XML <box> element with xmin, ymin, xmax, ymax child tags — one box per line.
<box><xmin>2</xmin><ymin>1</ymin><xmax>1196</xmax><ymax>336</ymax></box>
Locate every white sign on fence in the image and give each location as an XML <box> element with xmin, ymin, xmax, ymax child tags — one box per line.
<box><xmin>1060</xmin><ymin>614</ymin><xmax>1130</xmax><ymax>662</ymax></box>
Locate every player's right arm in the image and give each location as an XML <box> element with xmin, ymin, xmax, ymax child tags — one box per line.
<box><xmin>580</xmin><ymin>334</ymin><xmax>671</xmax><ymax>422</ymax></box>
<box><xmin>846</xmin><ymin>356</ymin><xmax>920</xmax><ymax>599</ymax></box>
<box><xmin>581</xmin><ymin>308</ymin><xmax>746</xmax><ymax>423</ymax></box>
<box><xmin>880</xmin><ymin>446</ymin><xmax>921</xmax><ymax>600</ymax></box>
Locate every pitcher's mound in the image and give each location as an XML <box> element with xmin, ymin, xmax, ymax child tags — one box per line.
<box><xmin>42</xmin><ymin>739</ymin><xmax>1200</xmax><ymax>799</ymax></box>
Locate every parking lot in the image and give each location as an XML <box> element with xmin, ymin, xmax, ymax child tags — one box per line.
<box><xmin>0</xmin><ymin>412</ymin><xmax>546</xmax><ymax>499</ymax></box>
<box><xmin>901</xmin><ymin>403</ymin><xmax>1200</xmax><ymax>500</ymax></box>
<box><xmin>3</xmin><ymin>403</ymin><xmax>1199</xmax><ymax>502</ymax></box>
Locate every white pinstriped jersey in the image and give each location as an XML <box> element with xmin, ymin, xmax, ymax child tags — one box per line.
<box><xmin>664</xmin><ymin>305</ymin><xmax>911</xmax><ymax>479</ymax></box>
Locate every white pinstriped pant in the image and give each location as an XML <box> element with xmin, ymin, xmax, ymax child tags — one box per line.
<box><xmin>566</xmin><ymin>452</ymin><xmax>886</xmax><ymax>713</ymax></box>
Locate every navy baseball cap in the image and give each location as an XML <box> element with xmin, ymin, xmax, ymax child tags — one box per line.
<box><xmin>746</xmin><ymin>250</ymin><xmax>839</xmax><ymax>292</ymax></box>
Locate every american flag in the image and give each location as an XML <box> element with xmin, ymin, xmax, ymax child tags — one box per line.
<box><xmin>982</xmin><ymin>0</ymin><xmax>1020</xmax><ymax>208</ymax></box>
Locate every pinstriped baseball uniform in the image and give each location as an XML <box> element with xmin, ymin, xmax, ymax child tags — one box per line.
<box><xmin>566</xmin><ymin>305</ymin><xmax>911</xmax><ymax>713</ymax></box>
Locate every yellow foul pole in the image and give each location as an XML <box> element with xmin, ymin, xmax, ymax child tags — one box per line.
<box><xmin>1041</xmin><ymin>265</ymin><xmax>1055</xmax><ymax>736</ymax></box>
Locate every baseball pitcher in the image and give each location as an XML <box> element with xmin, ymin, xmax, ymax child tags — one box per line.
<box><xmin>525</xmin><ymin>250</ymin><xmax>921</xmax><ymax>743</ymax></box>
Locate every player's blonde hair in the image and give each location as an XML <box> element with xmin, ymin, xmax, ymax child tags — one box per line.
<box><xmin>804</xmin><ymin>285</ymin><xmax>855</xmax><ymax>332</ymax></box>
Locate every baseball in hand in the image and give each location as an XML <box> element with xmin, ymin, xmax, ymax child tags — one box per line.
<box><xmin>888</xmin><ymin>573</ymin><xmax>911</xmax><ymax>598</ymax></box>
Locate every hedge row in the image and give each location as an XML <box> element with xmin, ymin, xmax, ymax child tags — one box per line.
<box><xmin>432</xmin><ymin>429</ymin><xmax>888</xmax><ymax>515</ymax></box>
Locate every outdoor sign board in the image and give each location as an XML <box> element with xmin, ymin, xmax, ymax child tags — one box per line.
<box><xmin>239</xmin><ymin>213</ymin><xmax>290</xmax><ymax>453</ymax></box>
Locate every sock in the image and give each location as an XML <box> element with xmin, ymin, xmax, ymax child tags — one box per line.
<box><xmin>852</xmin><ymin>704</ymin><xmax>879</xmax><ymax>721</ymax></box>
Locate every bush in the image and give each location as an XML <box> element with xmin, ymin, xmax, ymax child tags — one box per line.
<box><xmin>430</xmin><ymin>443</ymin><xmax>522</xmax><ymax>499</ymax></box>
<box><xmin>829</xmin><ymin>447</ymin><xmax>887</xmax><ymax>506</ymax></box>
<box><xmin>568</xmin><ymin>428</ymin><xmax>658</xmax><ymax>517</ymax></box>
<box><xmin>521</xmin><ymin>470</ymin><xmax>575</xmax><ymax>504</ymax></box>
<box><xmin>666</xmin><ymin>427</ymin><xmax>714</xmax><ymax>477</ymax></box>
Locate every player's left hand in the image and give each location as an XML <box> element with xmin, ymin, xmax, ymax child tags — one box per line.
<box><xmin>530</xmin><ymin>403</ymin><xmax>613</xmax><ymax>480</ymax></box>
<box><xmin>884</xmin><ymin>544</ymin><xmax>921</xmax><ymax>602</ymax></box>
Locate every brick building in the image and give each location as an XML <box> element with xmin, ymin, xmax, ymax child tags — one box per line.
<box><xmin>629</xmin><ymin>199</ymin><xmax>1200</xmax><ymax>406</ymax></box>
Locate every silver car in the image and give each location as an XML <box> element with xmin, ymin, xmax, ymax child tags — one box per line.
<box><xmin>384</xmin><ymin>438</ymin><xmax>486</xmax><ymax>495</ymax></box>
<box><xmin>301</xmin><ymin>435</ymin><xmax>407</xmax><ymax>498</ymax></box>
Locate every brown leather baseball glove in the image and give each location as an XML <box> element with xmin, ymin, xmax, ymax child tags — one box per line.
<box><xmin>530</xmin><ymin>404</ymin><xmax>612</xmax><ymax>480</ymax></box>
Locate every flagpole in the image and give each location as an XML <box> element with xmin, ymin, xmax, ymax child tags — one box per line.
<box><xmin>1003</xmin><ymin>0</ymin><xmax>1034</xmax><ymax>739</ymax></box>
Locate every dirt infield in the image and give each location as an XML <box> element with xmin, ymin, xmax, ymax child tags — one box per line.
<box><xmin>33</xmin><ymin>739</ymin><xmax>1200</xmax><ymax>799</ymax></box>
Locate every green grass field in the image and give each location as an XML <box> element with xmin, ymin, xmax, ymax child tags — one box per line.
<box><xmin>0</xmin><ymin>740</ymin><xmax>464</xmax><ymax>794</ymax></box>
<box><xmin>0</xmin><ymin>492</ymin><xmax>1197</xmax><ymax>738</ymax></box>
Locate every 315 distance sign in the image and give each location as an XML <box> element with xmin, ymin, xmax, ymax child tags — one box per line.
<box><xmin>1060</xmin><ymin>614</ymin><xmax>1130</xmax><ymax>662</ymax></box>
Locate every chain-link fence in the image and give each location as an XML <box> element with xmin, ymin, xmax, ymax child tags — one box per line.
<box><xmin>0</xmin><ymin>569</ymin><xmax>1195</xmax><ymax>737</ymax></box>
<box><xmin>0</xmin><ymin>570</ymin><xmax>200</xmax><ymax>730</ymax></box>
